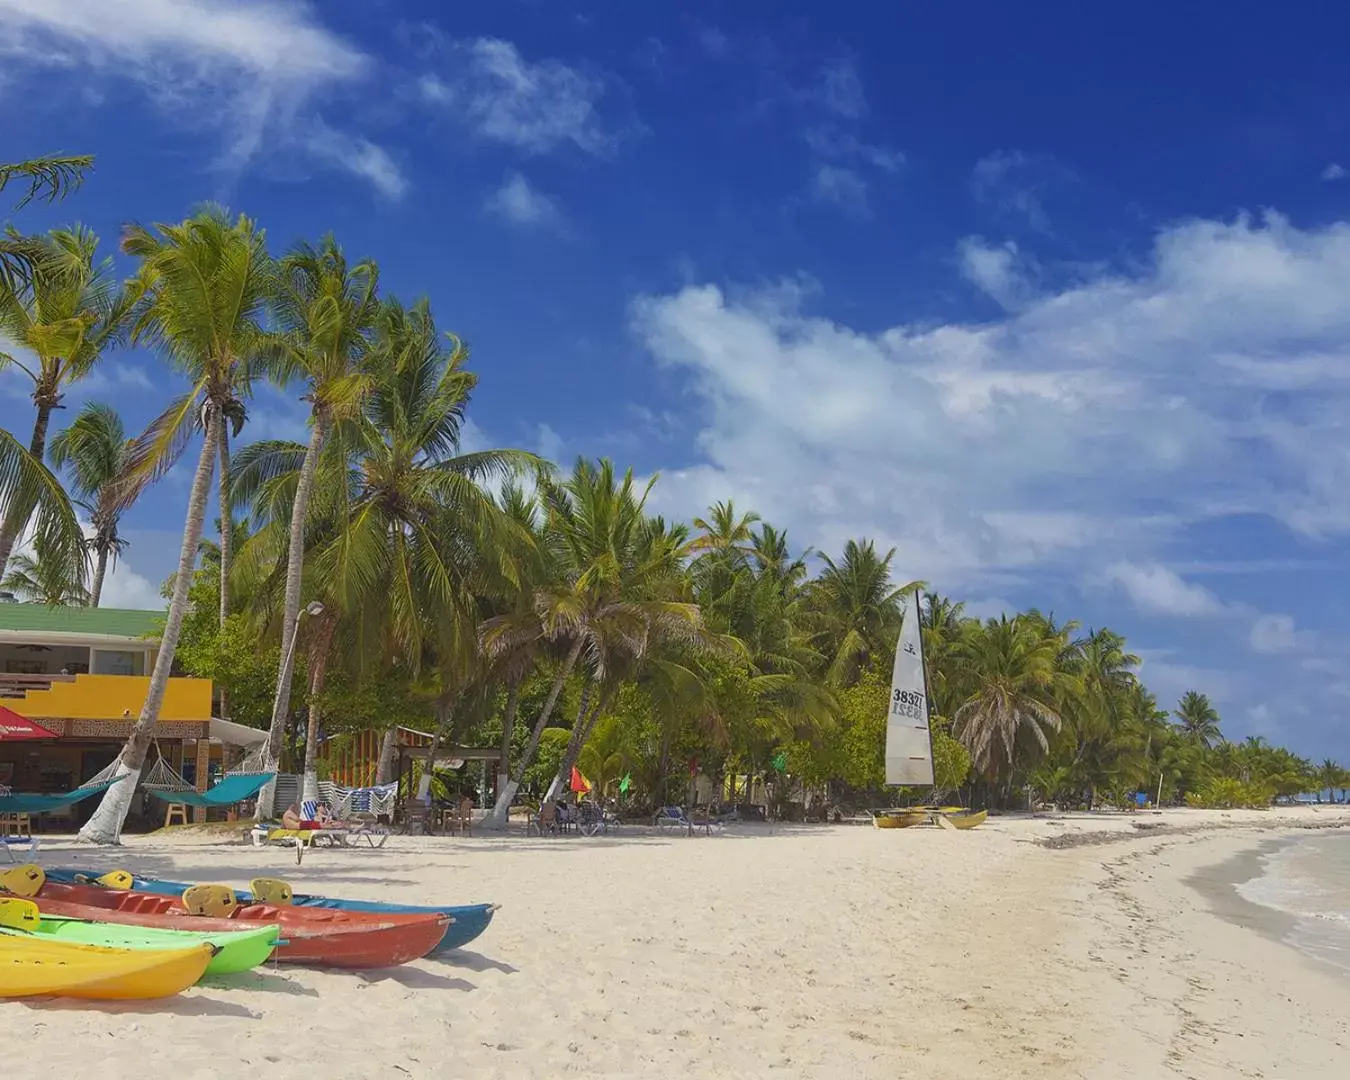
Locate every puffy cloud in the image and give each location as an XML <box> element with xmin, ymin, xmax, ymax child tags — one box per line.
<box><xmin>1249</xmin><ymin>613</ymin><xmax>1299</xmax><ymax>654</ymax></box>
<box><xmin>629</xmin><ymin>211</ymin><xmax>1350</xmax><ymax>592</ymax></box>
<box><xmin>1100</xmin><ymin>562</ymin><xmax>1226</xmax><ymax>617</ymax></box>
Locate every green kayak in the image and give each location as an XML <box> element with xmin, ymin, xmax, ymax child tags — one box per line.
<box><xmin>0</xmin><ymin>916</ymin><xmax>279</xmax><ymax>976</ymax></box>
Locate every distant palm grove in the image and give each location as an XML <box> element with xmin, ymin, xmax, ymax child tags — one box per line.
<box><xmin>1</xmin><ymin>155</ymin><xmax>1344</xmax><ymax>843</ymax></box>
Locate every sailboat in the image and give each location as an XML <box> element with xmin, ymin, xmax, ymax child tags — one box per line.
<box><xmin>875</xmin><ymin>592</ymin><xmax>984</xmax><ymax>830</ymax></box>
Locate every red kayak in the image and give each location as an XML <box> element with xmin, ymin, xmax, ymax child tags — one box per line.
<box><xmin>32</xmin><ymin>882</ymin><xmax>450</xmax><ymax>970</ymax></box>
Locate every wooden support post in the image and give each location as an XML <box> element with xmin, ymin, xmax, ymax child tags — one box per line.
<box><xmin>194</xmin><ymin>738</ymin><xmax>211</xmax><ymax>824</ymax></box>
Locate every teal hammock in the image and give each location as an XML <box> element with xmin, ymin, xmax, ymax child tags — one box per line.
<box><xmin>0</xmin><ymin>778</ymin><xmax>125</xmax><ymax>815</ymax></box>
<box><xmin>144</xmin><ymin>772</ymin><xmax>274</xmax><ymax>809</ymax></box>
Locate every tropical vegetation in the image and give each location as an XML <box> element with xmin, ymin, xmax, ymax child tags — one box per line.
<box><xmin>0</xmin><ymin>152</ymin><xmax>1342</xmax><ymax>843</ymax></box>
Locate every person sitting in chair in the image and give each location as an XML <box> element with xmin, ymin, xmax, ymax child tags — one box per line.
<box><xmin>281</xmin><ymin>803</ymin><xmax>304</xmax><ymax>830</ymax></box>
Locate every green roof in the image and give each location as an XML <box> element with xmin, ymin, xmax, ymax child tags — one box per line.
<box><xmin>0</xmin><ymin>605</ymin><xmax>164</xmax><ymax>639</ymax></box>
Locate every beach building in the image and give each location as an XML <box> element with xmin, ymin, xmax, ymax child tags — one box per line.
<box><xmin>0</xmin><ymin>603</ymin><xmax>216</xmax><ymax>828</ymax></box>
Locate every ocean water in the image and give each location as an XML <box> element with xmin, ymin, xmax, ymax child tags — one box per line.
<box><xmin>1237</xmin><ymin>832</ymin><xmax>1350</xmax><ymax>977</ymax></box>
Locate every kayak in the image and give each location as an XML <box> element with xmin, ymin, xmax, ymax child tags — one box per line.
<box><xmin>0</xmin><ymin>915</ymin><xmax>278</xmax><ymax>976</ymax></box>
<box><xmin>46</xmin><ymin>867</ymin><xmax>497</xmax><ymax>954</ymax></box>
<box><xmin>3</xmin><ymin>869</ymin><xmax>450</xmax><ymax>970</ymax></box>
<box><xmin>0</xmin><ymin>934</ymin><xmax>214</xmax><ymax>1000</ymax></box>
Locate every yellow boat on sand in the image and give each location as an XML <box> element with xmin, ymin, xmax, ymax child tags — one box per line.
<box><xmin>936</xmin><ymin>809</ymin><xmax>988</xmax><ymax>830</ymax></box>
<box><xmin>0</xmin><ymin>934</ymin><xmax>215</xmax><ymax>1001</ymax></box>
<box><xmin>872</xmin><ymin>809</ymin><xmax>928</xmax><ymax>829</ymax></box>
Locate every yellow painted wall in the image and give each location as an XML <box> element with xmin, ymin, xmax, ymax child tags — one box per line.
<box><xmin>9</xmin><ymin>674</ymin><xmax>212</xmax><ymax>722</ymax></box>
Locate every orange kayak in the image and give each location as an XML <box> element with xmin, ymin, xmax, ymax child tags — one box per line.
<box><xmin>31</xmin><ymin>881</ymin><xmax>449</xmax><ymax>969</ymax></box>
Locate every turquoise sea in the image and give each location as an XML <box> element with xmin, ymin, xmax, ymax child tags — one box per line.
<box><xmin>1237</xmin><ymin>832</ymin><xmax>1350</xmax><ymax>977</ymax></box>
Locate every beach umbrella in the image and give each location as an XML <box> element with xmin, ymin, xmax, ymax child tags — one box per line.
<box><xmin>0</xmin><ymin>705</ymin><xmax>56</xmax><ymax>740</ymax></box>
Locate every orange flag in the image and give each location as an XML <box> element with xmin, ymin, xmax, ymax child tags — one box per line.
<box><xmin>570</xmin><ymin>766</ymin><xmax>592</xmax><ymax>795</ymax></box>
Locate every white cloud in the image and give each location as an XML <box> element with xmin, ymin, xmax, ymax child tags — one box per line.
<box><xmin>303</xmin><ymin>120</ymin><xmax>407</xmax><ymax>199</ymax></box>
<box><xmin>484</xmin><ymin>172</ymin><xmax>565</xmax><ymax>231</ymax></box>
<box><xmin>1100</xmin><ymin>562</ymin><xmax>1225</xmax><ymax>617</ymax></box>
<box><xmin>811</xmin><ymin>165</ymin><xmax>870</xmax><ymax>218</ymax></box>
<box><xmin>1249</xmin><ymin>613</ymin><xmax>1299</xmax><ymax>654</ymax></box>
<box><xmin>419</xmin><ymin>38</ymin><xmax>611</xmax><ymax>155</ymax></box>
<box><xmin>957</xmin><ymin>236</ymin><xmax>1035</xmax><ymax>309</ymax></box>
<box><xmin>0</xmin><ymin>0</ymin><xmax>380</xmax><ymax>187</ymax></box>
<box><xmin>628</xmin><ymin>211</ymin><xmax>1350</xmax><ymax>593</ymax></box>
<box><xmin>1322</xmin><ymin>163</ymin><xmax>1346</xmax><ymax>182</ymax></box>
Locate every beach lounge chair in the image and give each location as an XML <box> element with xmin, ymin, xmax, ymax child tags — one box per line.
<box><xmin>654</xmin><ymin>806</ymin><xmax>721</xmax><ymax>836</ymax></box>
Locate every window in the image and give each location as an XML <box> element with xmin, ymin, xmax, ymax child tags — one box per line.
<box><xmin>92</xmin><ymin>650</ymin><xmax>146</xmax><ymax>676</ymax></box>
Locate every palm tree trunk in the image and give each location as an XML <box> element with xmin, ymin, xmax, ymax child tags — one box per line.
<box><xmin>545</xmin><ymin>679</ymin><xmax>594</xmax><ymax>800</ymax></box>
<box><xmin>549</xmin><ymin>685</ymin><xmax>609</xmax><ymax>799</ymax></box>
<box><xmin>216</xmin><ymin>426</ymin><xmax>230</xmax><ymax>721</ymax></box>
<box><xmin>0</xmin><ymin>398</ymin><xmax>56</xmax><ymax>580</ymax></box>
<box><xmin>375</xmin><ymin>726</ymin><xmax>398</xmax><ymax>786</ymax></box>
<box><xmin>256</xmin><ymin>414</ymin><xmax>327</xmax><ymax>820</ymax></box>
<box><xmin>78</xmin><ymin>408</ymin><xmax>219</xmax><ymax>844</ymax></box>
<box><xmin>497</xmin><ymin>678</ymin><xmax>520</xmax><ymax>800</ymax></box>
<box><xmin>485</xmin><ymin>637</ymin><xmax>585</xmax><ymax>828</ymax></box>
<box><xmin>300</xmin><ymin>612</ymin><xmax>338</xmax><ymax>804</ymax></box>
<box><xmin>90</xmin><ymin>546</ymin><xmax>108</xmax><ymax>608</ymax></box>
<box><xmin>218</xmin><ymin>425</ymin><xmax>231</xmax><ymax>626</ymax></box>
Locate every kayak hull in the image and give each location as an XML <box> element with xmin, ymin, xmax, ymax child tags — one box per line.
<box><xmin>0</xmin><ymin>935</ymin><xmax>213</xmax><ymax>1000</ymax></box>
<box><xmin>4</xmin><ymin>915</ymin><xmax>278</xmax><ymax>976</ymax></box>
<box><xmin>46</xmin><ymin>868</ymin><xmax>496</xmax><ymax>954</ymax></box>
<box><xmin>31</xmin><ymin>883</ymin><xmax>449</xmax><ymax>969</ymax></box>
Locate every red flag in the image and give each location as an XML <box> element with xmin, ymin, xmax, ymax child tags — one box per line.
<box><xmin>569</xmin><ymin>766</ymin><xmax>592</xmax><ymax>794</ymax></box>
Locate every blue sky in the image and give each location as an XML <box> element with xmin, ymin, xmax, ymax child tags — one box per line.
<box><xmin>2</xmin><ymin>0</ymin><xmax>1349</xmax><ymax>759</ymax></box>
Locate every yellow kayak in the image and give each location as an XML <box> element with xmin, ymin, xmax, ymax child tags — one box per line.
<box><xmin>0</xmin><ymin>934</ymin><xmax>215</xmax><ymax>1000</ymax></box>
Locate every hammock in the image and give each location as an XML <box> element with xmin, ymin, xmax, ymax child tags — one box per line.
<box><xmin>144</xmin><ymin>772</ymin><xmax>274</xmax><ymax>809</ymax></box>
<box><xmin>0</xmin><ymin>778</ymin><xmax>125</xmax><ymax>815</ymax></box>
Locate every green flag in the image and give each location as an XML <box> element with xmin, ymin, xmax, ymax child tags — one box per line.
<box><xmin>619</xmin><ymin>773</ymin><xmax>632</xmax><ymax>794</ymax></box>
<box><xmin>771</xmin><ymin>752</ymin><xmax>787</xmax><ymax>773</ymax></box>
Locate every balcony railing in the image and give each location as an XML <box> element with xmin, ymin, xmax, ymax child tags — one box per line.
<box><xmin>0</xmin><ymin>673</ymin><xmax>76</xmax><ymax>699</ymax></box>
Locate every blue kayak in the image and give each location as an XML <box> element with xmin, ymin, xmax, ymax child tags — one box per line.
<box><xmin>43</xmin><ymin>867</ymin><xmax>497</xmax><ymax>954</ymax></box>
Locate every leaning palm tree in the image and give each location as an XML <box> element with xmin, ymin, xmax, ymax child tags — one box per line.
<box><xmin>1174</xmin><ymin>690</ymin><xmax>1222</xmax><ymax>749</ymax></box>
<box><xmin>1</xmin><ymin>534</ymin><xmax>89</xmax><ymax>605</ymax></box>
<box><xmin>249</xmin><ymin>236</ymin><xmax>380</xmax><ymax>813</ymax></box>
<box><xmin>47</xmin><ymin>402</ymin><xmax>133</xmax><ymax>606</ymax></box>
<box><xmin>78</xmin><ymin>207</ymin><xmax>275</xmax><ymax>845</ymax></box>
<box><xmin>0</xmin><ymin>225</ymin><xmax>130</xmax><ymax>581</ymax></box>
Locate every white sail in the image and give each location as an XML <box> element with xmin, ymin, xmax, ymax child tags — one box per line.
<box><xmin>885</xmin><ymin>592</ymin><xmax>934</xmax><ymax>786</ymax></box>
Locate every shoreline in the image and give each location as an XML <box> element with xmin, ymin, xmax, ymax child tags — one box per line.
<box><xmin>7</xmin><ymin>807</ymin><xmax>1350</xmax><ymax>1079</ymax></box>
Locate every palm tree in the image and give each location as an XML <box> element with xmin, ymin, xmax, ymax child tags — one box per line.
<box><xmin>0</xmin><ymin>428</ymin><xmax>84</xmax><ymax>599</ymax></box>
<box><xmin>808</xmin><ymin>539</ymin><xmax>921</xmax><ymax>687</ymax></box>
<box><xmin>1174</xmin><ymin>690</ymin><xmax>1222</xmax><ymax>749</ymax></box>
<box><xmin>252</xmin><ymin>236</ymin><xmax>380</xmax><ymax>810</ymax></box>
<box><xmin>0</xmin><ymin>225</ymin><xmax>129</xmax><ymax>582</ymax></box>
<box><xmin>952</xmin><ymin>615</ymin><xmax>1074</xmax><ymax>779</ymax></box>
<box><xmin>47</xmin><ymin>402</ymin><xmax>132</xmax><ymax>606</ymax></box>
<box><xmin>78</xmin><ymin>208</ymin><xmax>275</xmax><ymax>844</ymax></box>
<box><xmin>689</xmin><ymin>500</ymin><xmax>760</xmax><ymax>557</ymax></box>
<box><xmin>482</xmin><ymin>458</ymin><xmax>706</xmax><ymax>825</ymax></box>
<box><xmin>0</xmin><ymin>154</ymin><xmax>93</xmax><ymax>288</ymax></box>
<box><xmin>1</xmin><ymin>534</ymin><xmax>89</xmax><ymax>605</ymax></box>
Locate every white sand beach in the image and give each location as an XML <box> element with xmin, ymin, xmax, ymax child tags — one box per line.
<box><xmin>8</xmin><ymin>807</ymin><xmax>1350</xmax><ymax>1080</ymax></box>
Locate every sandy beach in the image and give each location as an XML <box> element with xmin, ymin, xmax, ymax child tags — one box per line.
<box><xmin>6</xmin><ymin>807</ymin><xmax>1350</xmax><ymax>1080</ymax></box>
